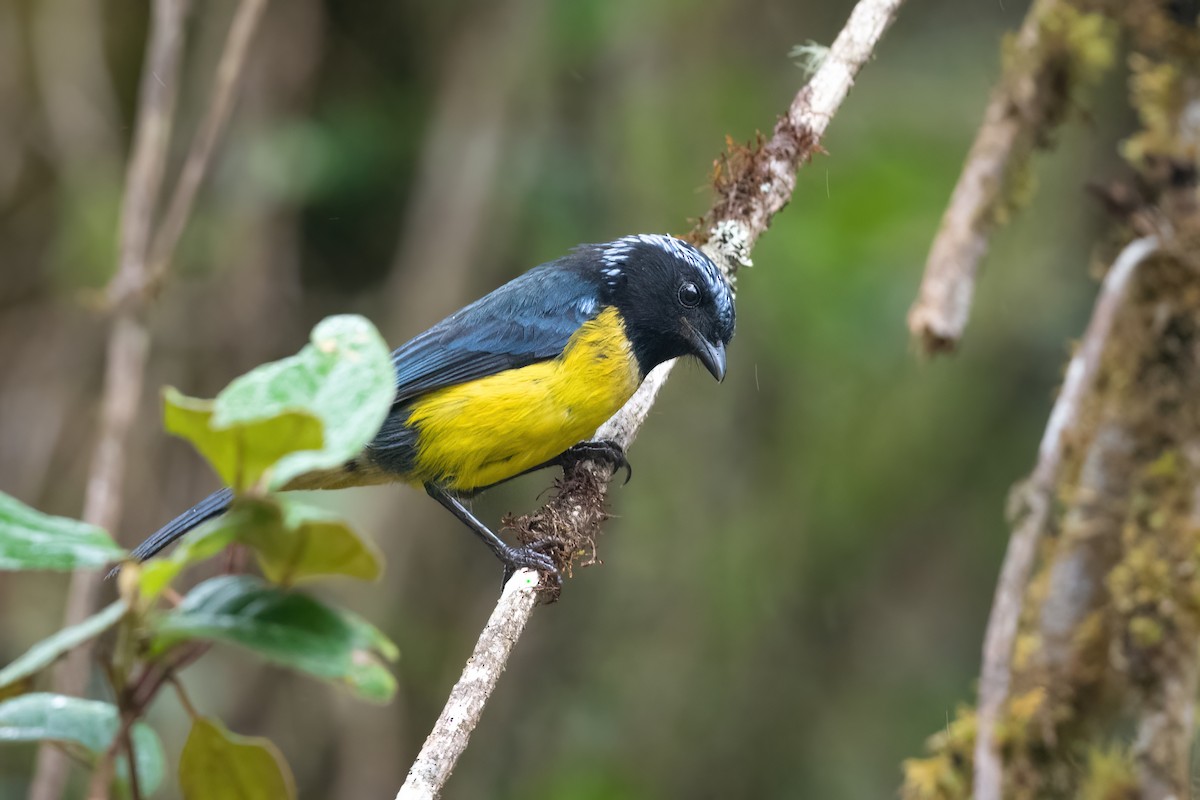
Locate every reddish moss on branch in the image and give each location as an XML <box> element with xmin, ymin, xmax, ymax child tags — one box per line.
<box><xmin>503</xmin><ymin>463</ymin><xmax>613</xmax><ymax>601</ymax></box>
<box><xmin>687</xmin><ymin>102</ymin><xmax>821</xmax><ymax>246</ymax></box>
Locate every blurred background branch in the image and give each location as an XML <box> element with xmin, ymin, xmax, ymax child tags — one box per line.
<box><xmin>971</xmin><ymin>234</ymin><xmax>1156</xmax><ymax>800</ymax></box>
<box><xmin>29</xmin><ymin>1</ymin><xmax>190</xmax><ymax>796</ymax></box>
<box><xmin>904</xmin><ymin>2</ymin><xmax>1200</xmax><ymax>798</ymax></box>
<box><xmin>29</xmin><ymin>0</ymin><xmax>267</xmax><ymax>797</ymax></box>
<box><xmin>907</xmin><ymin>0</ymin><xmax>1116</xmax><ymax>354</ymax></box>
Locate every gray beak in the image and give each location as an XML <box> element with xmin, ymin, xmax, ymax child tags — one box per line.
<box><xmin>691</xmin><ymin>336</ymin><xmax>727</xmax><ymax>382</ymax></box>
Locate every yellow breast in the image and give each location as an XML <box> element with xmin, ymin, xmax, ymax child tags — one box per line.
<box><xmin>403</xmin><ymin>306</ymin><xmax>642</xmax><ymax>491</ymax></box>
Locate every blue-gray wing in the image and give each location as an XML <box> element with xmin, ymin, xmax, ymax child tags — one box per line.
<box><xmin>389</xmin><ymin>264</ymin><xmax>600</xmax><ymax>403</ymax></box>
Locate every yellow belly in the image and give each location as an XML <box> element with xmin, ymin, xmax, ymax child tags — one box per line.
<box><xmin>404</xmin><ymin>306</ymin><xmax>642</xmax><ymax>491</ymax></box>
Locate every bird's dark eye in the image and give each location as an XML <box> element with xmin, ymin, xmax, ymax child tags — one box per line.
<box><xmin>678</xmin><ymin>281</ymin><xmax>701</xmax><ymax>308</ymax></box>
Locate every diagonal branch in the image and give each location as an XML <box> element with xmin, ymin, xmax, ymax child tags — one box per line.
<box><xmin>906</xmin><ymin>0</ymin><xmax>1090</xmax><ymax>354</ymax></box>
<box><xmin>395</xmin><ymin>570</ymin><xmax>542</xmax><ymax>800</ymax></box>
<box><xmin>395</xmin><ymin>0</ymin><xmax>906</xmax><ymax>796</ymax></box>
<box><xmin>971</xmin><ymin>235</ymin><xmax>1159</xmax><ymax>800</ymax></box>
<box><xmin>140</xmin><ymin>0</ymin><xmax>270</xmax><ymax>305</ymax></box>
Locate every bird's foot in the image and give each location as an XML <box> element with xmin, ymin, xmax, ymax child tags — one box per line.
<box><xmin>557</xmin><ymin>440</ymin><xmax>631</xmax><ymax>484</ymax></box>
<box><xmin>499</xmin><ymin>541</ymin><xmax>563</xmax><ymax>589</ymax></box>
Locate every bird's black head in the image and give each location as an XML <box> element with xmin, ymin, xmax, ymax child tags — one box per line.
<box><xmin>587</xmin><ymin>234</ymin><xmax>735</xmax><ymax>380</ymax></box>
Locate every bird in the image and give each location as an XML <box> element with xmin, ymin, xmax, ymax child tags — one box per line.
<box><xmin>129</xmin><ymin>234</ymin><xmax>736</xmax><ymax>581</ymax></box>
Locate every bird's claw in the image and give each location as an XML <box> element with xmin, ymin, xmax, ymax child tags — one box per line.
<box><xmin>500</xmin><ymin>542</ymin><xmax>563</xmax><ymax>589</ymax></box>
<box><xmin>559</xmin><ymin>440</ymin><xmax>632</xmax><ymax>485</ymax></box>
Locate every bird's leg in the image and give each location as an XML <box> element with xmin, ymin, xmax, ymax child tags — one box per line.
<box><xmin>554</xmin><ymin>439</ymin><xmax>631</xmax><ymax>484</ymax></box>
<box><xmin>424</xmin><ymin>483</ymin><xmax>561</xmax><ymax>586</ymax></box>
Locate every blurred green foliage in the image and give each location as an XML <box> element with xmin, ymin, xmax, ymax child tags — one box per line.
<box><xmin>0</xmin><ymin>0</ymin><xmax>1128</xmax><ymax>797</ymax></box>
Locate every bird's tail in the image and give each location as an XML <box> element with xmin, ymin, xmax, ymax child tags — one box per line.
<box><xmin>129</xmin><ymin>487</ymin><xmax>234</xmax><ymax>562</ymax></box>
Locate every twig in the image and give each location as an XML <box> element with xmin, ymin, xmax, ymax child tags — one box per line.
<box><xmin>31</xmin><ymin>2</ymin><xmax>190</xmax><ymax>797</ymax></box>
<box><xmin>121</xmin><ymin>725</ymin><xmax>144</xmax><ymax>800</ymax></box>
<box><xmin>139</xmin><ymin>0</ymin><xmax>270</xmax><ymax>304</ymax></box>
<box><xmin>395</xmin><ymin>0</ymin><xmax>906</xmax><ymax>796</ymax></box>
<box><xmin>396</xmin><ymin>570</ymin><xmax>541</xmax><ymax>800</ymax></box>
<box><xmin>168</xmin><ymin>674</ymin><xmax>201</xmax><ymax>720</ymax></box>
<box><xmin>906</xmin><ymin>0</ymin><xmax>1070</xmax><ymax>354</ymax></box>
<box><xmin>972</xmin><ymin>235</ymin><xmax>1159</xmax><ymax>800</ymax></box>
<box><xmin>83</xmin><ymin>710</ymin><xmax>138</xmax><ymax>800</ymax></box>
<box><xmin>128</xmin><ymin>642</ymin><xmax>212</xmax><ymax>712</ymax></box>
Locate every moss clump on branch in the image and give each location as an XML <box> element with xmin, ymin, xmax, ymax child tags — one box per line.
<box><xmin>1116</xmin><ymin>0</ymin><xmax>1200</xmax><ymax>60</ymax></box>
<box><xmin>901</xmin><ymin>707</ymin><xmax>975</xmax><ymax>800</ymax></box>
<box><xmin>1077</xmin><ymin>745</ymin><xmax>1138</xmax><ymax>800</ymax></box>
<box><xmin>1122</xmin><ymin>55</ymin><xmax>1193</xmax><ymax>167</ymax></box>
<box><xmin>1107</xmin><ymin>451</ymin><xmax>1200</xmax><ymax>686</ymax></box>
<box><xmin>1008</xmin><ymin>253</ymin><xmax>1200</xmax><ymax>795</ymax></box>
<box><xmin>503</xmin><ymin>462</ymin><xmax>614</xmax><ymax>600</ymax></box>
<box><xmin>987</xmin><ymin>3</ymin><xmax>1118</xmax><ymax>228</ymax></box>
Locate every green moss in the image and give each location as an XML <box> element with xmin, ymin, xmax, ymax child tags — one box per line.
<box><xmin>996</xmin><ymin>687</ymin><xmax>1047</xmax><ymax>751</ymax></box>
<box><xmin>993</xmin><ymin>158</ymin><xmax>1039</xmax><ymax>227</ymax></box>
<box><xmin>1128</xmin><ymin>614</ymin><xmax>1165</xmax><ymax>647</ymax></box>
<box><xmin>988</xmin><ymin>4</ymin><xmax>1119</xmax><ymax>227</ymax></box>
<box><xmin>1078</xmin><ymin>745</ymin><xmax>1138</xmax><ymax>800</ymax></box>
<box><xmin>901</xmin><ymin>707</ymin><xmax>975</xmax><ymax>800</ymax></box>
<box><xmin>901</xmin><ymin>755</ymin><xmax>969</xmax><ymax>800</ymax></box>
<box><xmin>1109</xmin><ymin>540</ymin><xmax>1172</xmax><ymax>615</ymax></box>
<box><xmin>1144</xmin><ymin>450</ymin><xmax>1180</xmax><ymax>479</ymax></box>
<box><xmin>1041</xmin><ymin>5</ymin><xmax>1119</xmax><ymax>87</ymax></box>
<box><xmin>1121</xmin><ymin>55</ymin><xmax>1187</xmax><ymax>166</ymax></box>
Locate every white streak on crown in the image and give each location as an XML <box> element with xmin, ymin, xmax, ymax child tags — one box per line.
<box><xmin>599</xmin><ymin>234</ymin><xmax>726</xmax><ymax>296</ymax></box>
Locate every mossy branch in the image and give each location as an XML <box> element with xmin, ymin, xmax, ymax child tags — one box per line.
<box><xmin>971</xmin><ymin>235</ymin><xmax>1158</xmax><ymax>800</ymax></box>
<box><xmin>906</xmin><ymin>0</ymin><xmax>1118</xmax><ymax>354</ymax></box>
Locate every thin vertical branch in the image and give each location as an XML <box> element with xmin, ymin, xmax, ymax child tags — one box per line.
<box><xmin>140</xmin><ymin>0</ymin><xmax>270</xmax><ymax>302</ymax></box>
<box><xmin>31</xmin><ymin>1</ymin><xmax>269</xmax><ymax>797</ymax></box>
<box><xmin>30</xmin><ymin>3</ymin><xmax>189</xmax><ymax>797</ymax></box>
<box><xmin>972</xmin><ymin>235</ymin><xmax>1159</xmax><ymax>800</ymax></box>
<box><xmin>394</xmin><ymin>0</ymin><xmax>907</xmax><ymax>796</ymax></box>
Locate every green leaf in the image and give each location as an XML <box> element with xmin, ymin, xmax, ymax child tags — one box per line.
<box><xmin>163</xmin><ymin>388</ymin><xmax>324</xmax><ymax>492</ymax></box>
<box><xmin>179</xmin><ymin>716</ymin><xmax>296</xmax><ymax>800</ymax></box>
<box><xmin>241</xmin><ymin>497</ymin><xmax>383</xmax><ymax>584</ymax></box>
<box><xmin>214</xmin><ymin>314</ymin><xmax>395</xmax><ymax>489</ymax></box>
<box><xmin>0</xmin><ymin>491</ymin><xmax>124</xmax><ymax>571</ymax></box>
<box><xmin>0</xmin><ymin>693</ymin><xmax>165</xmax><ymax>793</ymax></box>
<box><xmin>155</xmin><ymin>575</ymin><xmax>398</xmax><ymax>703</ymax></box>
<box><xmin>137</xmin><ymin>512</ymin><xmax>243</xmax><ymax>600</ymax></box>
<box><xmin>0</xmin><ymin>602</ymin><xmax>127</xmax><ymax>689</ymax></box>
<box><xmin>138</xmin><ymin>497</ymin><xmax>382</xmax><ymax>595</ymax></box>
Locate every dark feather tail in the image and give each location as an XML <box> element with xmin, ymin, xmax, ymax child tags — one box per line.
<box><xmin>129</xmin><ymin>487</ymin><xmax>234</xmax><ymax>562</ymax></box>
